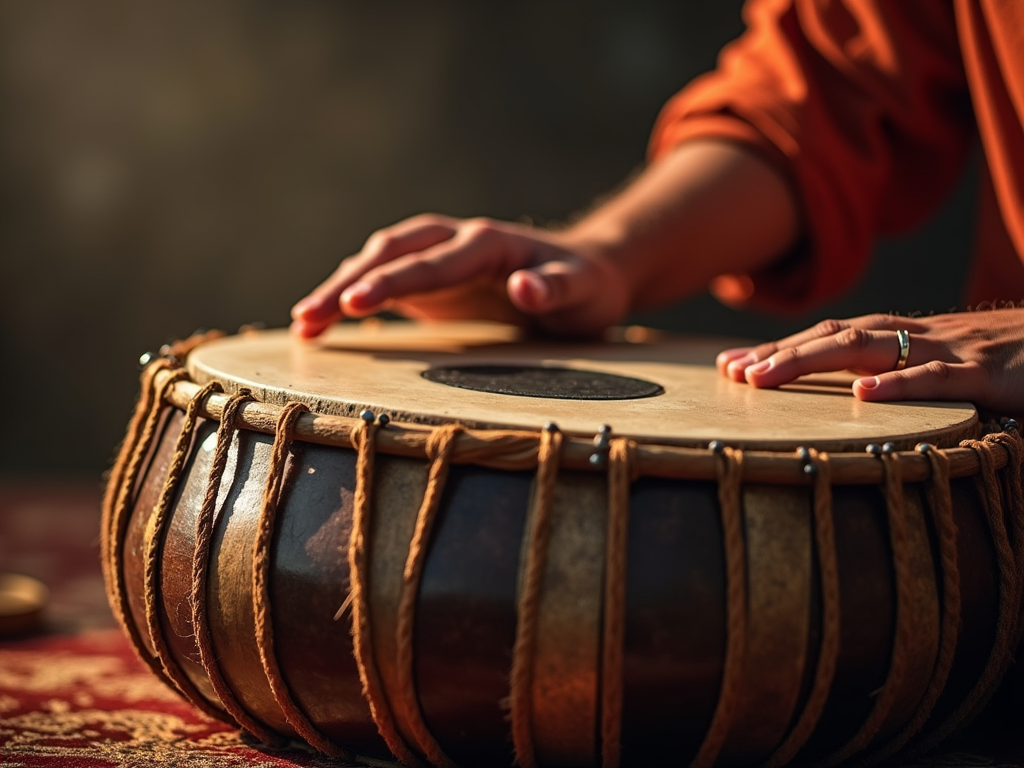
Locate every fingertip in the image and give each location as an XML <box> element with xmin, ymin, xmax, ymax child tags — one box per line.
<box><xmin>724</xmin><ymin>353</ymin><xmax>757</xmax><ymax>382</ymax></box>
<box><xmin>291</xmin><ymin>296</ymin><xmax>319</xmax><ymax>321</ymax></box>
<box><xmin>716</xmin><ymin>349</ymin><xmax>746</xmax><ymax>375</ymax></box>
<box><xmin>289</xmin><ymin>318</ymin><xmax>326</xmax><ymax>339</ymax></box>
<box><xmin>725</xmin><ymin>363</ymin><xmax>746</xmax><ymax>382</ymax></box>
<box><xmin>340</xmin><ymin>282</ymin><xmax>377</xmax><ymax>315</ymax></box>
<box><xmin>507</xmin><ymin>270</ymin><xmax>551</xmax><ymax>313</ymax></box>
<box><xmin>742</xmin><ymin>358</ymin><xmax>773</xmax><ymax>385</ymax></box>
<box><xmin>853</xmin><ymin>376</ymin><xmax>883</xmax><ymax>400</ymax></box>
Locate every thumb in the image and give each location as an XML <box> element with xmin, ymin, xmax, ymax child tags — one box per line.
<box><xmin>506</xmin><ymin>259</ymin><xmax>603</xmax><ymax>315</ymax></box>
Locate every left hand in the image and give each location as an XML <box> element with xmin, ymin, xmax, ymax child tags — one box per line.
<box><xmin>716</xmin><ymin>308</ymin><xmax>1024</xmax><ymax>417</ymax></box>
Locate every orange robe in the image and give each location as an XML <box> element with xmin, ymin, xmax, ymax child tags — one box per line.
<box><xmin>649</xmin><ymin>0</ymin><xmax>1024</xmax><ymax>313</ymax></box>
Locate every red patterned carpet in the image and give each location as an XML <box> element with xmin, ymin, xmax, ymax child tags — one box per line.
<box><xmin>0</xmin><ymin>477</ymin><xmax>1022</xmax><ymax>767</ymax></box>
<box><xmin>0</xmin><ymin>479</ymin><xmax>362</xmax><ymax>767</ymax></box>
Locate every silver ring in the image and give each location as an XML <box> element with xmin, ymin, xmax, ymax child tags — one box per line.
<box><xmin>894</xmin><ymin>329</ymin><xmax>910</xmax><ymax>371</ymax></box>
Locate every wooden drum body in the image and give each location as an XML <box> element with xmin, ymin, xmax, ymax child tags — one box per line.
<box><xmin>102</xmin><ymin>322</ymin><xmax>1024</xmax><ymax>767</ymax></box>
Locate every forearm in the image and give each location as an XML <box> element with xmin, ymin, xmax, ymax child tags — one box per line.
<box><xmin>562</xmin><ymin>139</ymin><xmax>802</xmax><ymax>312</ymax></box>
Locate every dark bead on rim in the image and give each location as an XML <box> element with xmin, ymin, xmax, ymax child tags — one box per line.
<box><xmin>708</xmin><ymin>440</ymin><xmax>725</xmax><ymax>454</ymax></box>
<box><xmin>377</xmin><ymin>413</ymin><xmax>390</xmax><ymax>427</ymax></box>
<box><xmin>916</xmin><ymin>442</ymin><xmax>934</xmax><ymax>453</ymax></box>
<box><xmin>1004</xmin><ymin>419</ymin><xmax>1019</xmax><ymax>433</ymax></box>
<box><xmin>360</xmin><ymin>410</ymin><xmax>375</xmax><ymax>425</ymax></box>
<box><xmin>590</xmin><ymin>424</ymin><xmax>611</xmax><ymax>466</ymax></box>
<box><xmin>138</xmin><ymin>351</ymin><xmax>156</xmax><ymax>369</ymax></box>
<box><xmin>865</xmin><ymin>443</ymin><xmax>883</xmax><ymax>456</ymax></box>
<box><xmin>798</xmin><ymin>446</ymin><xmax>816</xmax><ymax>475</ymax></box>
<box><xmin>882</xmin><ymin>442</ymin><xmax>897</xmax><ymax>455</ymax></box>
<box><xmin>543</xmin><ymin>422</ymin><xmax>560</xmax><ymax>433</ymax></box>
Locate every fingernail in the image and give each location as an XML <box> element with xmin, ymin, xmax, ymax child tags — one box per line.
<box><xmin>857</xmin><ymin>376</ymin><xmax>880</xmax><ymax>390</ymax></box>
<box><xmin>745</xmin><ymin>359</ymin><xmax>772</xmax><ymax>376</ymax></box>
<box><xmin>719</xmin><ymin>351</ymin><xmax>747</xmax><ymax>367</ymax></box>
<box><xmin>291</xmin><ymin>298</ymin><xmax>313</xmax><ymax>318</ymax></box>
<box><xmin>726</xmin><ymin>353</ymin><xmax>756</xmax><ymax>374</ymax></box>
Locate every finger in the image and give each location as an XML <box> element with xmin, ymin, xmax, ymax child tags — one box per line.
<box><xmin>340</xmin><ymin>220</ymin><xmax>532</xmax><ymax>316</ymax></box>
<box><xmin>507</xmin><ymin>259</ymin><xmax>603</xmax><ymax>315</ymax></box>
<box><xmin>717</xmin><ymin>347</ymin><xmax>753</xmax><ymax>377</ymax></box>
<box><xmin>854</xmin><ymin>361</ymin><xmax>989</xmax><ymax>404</ymax></box>
<box><xmin>291</xmin><ymin>216</ymin><xmax>458</xmax><ymax>325</ymax></box>
<box><xmin>725</xmin><ymin>320</ymin><xmax>856</xmax><ymax>382</ymax></box>
<box><xmin>289</xmin><ymin>316</ymin><xmax>335</xmax><ymax>340</ymax></box>
<box><xmin>727</xmin><ymin>315</ymin><xmax>929</xmax><ymax>382</ymax></box>
<box><xmin>743</xmin><ymin>328</ymin><xmax>928</xmax><ymax>388</ymax></box>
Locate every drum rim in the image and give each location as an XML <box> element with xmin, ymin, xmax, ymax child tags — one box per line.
<box><xmin>184</xmin><ymin>324</ymin><xmax>980</xmax><ymax>454</ymax></box>
<box><xmin>158</xmin><ymin>370</ymin><xmax>1009</xmax><ymax>487</ymax></box>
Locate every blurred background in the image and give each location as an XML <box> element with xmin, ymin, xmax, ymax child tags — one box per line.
<box><xmin>0</xmin><ymin>0</ymin><xmax>975</xmax><ymax>477</ymax></box>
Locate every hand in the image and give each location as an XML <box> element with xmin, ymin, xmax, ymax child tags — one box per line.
<box><xmin>290</xmin><ymin>214</ymin><xmax>631</xmax><ymax>339</ymax></box>
<box><xmin>716</xmin><ymin>308</ymin><xmax>1024</xmax><ymax>417</ymax></box>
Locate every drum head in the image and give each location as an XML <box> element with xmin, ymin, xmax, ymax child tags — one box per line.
<box><xmin>186</xmin><ymin>321</ymin><xmax>977</xmax><ymax>451</ymax></box>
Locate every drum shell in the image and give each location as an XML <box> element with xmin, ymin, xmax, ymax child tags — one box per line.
<box><xmin>117</xmin><ymin>403</ymin><xmax>1001</xmax><ymax>767</ymax></box>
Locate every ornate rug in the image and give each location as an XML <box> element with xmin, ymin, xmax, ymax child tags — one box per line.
<box><xmin>0</xmin><ymin>479</ymin><xmax>363</xmax><ymax>767</ymax></box>
<box><xmin>1</xmin><ymin>477</ymin><xmax>1022</xmax><ymax>767</ymax></box>
<box><xmin>0</xmin><ymin>629</ymin><xmax>357</xmax><ymax>767</ymax></box>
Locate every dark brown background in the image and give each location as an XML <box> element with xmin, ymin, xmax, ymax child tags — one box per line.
<box><xmin>0</xmin><ymin>1</ymin><xmax>975</xmax><ymax>476</ymax></box>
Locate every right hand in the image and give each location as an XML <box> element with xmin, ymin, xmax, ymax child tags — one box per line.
<box><xmin>289</xmin><ymin>213</ymin><xmax>632</xmax><ymax>338</ymax></box>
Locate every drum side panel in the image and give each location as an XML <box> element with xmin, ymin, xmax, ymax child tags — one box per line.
<box><xmin>803</xmin><ymin>485</ymin><xmax>896</xmax><ymax>757</ymax></box>
<box><xmin>270</xmin><ymin>443</ymin><xmax>386</xmax><ymax>753</ymax></box>
<box><xmin>619</xmin><ymin>477</ymin><xmax>725</xmax><ymax>767</ymax></box>
<box><xmin>415</xmin><ymin>464</ymin><xmax>532</xmax><ymax>766</ymax></box>
<box><xmin>531</xmin><ymin>471</ymin><xmax>607</xmax><ymax>768</ymax></box>
<box><xmin>366</xmin><ymin>454</ymin><xmax>432</xmax><ymax>759</ymax></box>
<box><xmin>158</xmin><ymin>418</ymin><xmax>229</xmax><ymax>708</ymax></box>
<box><xmin>920</xmin><ymin>478</ymin><xmax>998</xmax><ymax>731</ymax></box>
<box><xmin>206</xmin><ymin>430</ymin><xmax>294</xmax><ymax>734</ymax></box>
<box><xmin>874</xmin><ymin>487</ymin><xmax>941</xmax><ymax>743</ymax></box>
<box><xmin>721</xmin><ymin>484</ymin><xmax>813</xmax><ymax>765</ymax></box>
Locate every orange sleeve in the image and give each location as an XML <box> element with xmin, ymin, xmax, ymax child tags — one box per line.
<box><xmin>649</xmin><ymin>0</ymin><xmax>974</xmax><ymax>313</ymax></box>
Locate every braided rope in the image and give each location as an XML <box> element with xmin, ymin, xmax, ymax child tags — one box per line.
<box><xmin>107</xmin><ymin>364</ymin><xmax>187</xmax><ymax>688</ymax></box>
<box><xmin>764</xmin><ymin>449</ymin><xmax>840</xmax><ymax>767</ymax></box>
<box><xmin>101</xmin><ymin>359</ymin><xmax>172</xmax><ymax>598</ymax></box>
<box><xmin>817</xmin><ymin>450</ymin><xmax>914</xmax><ymax>767</ymax></box>
<box><xmin>103</xmin><ymin>329</ymin><xmax>223</xmax><ymax>608</ymax></box>
<box><xmin>860</xmin><ymin>445</ymin><xmax>960</xmax><ymax>765</ymax></box>
<box><xmin>190</xmin><ymin>390</ymin><xmax>281</xmax><ymax>743</ymax></box>
<box><xmin>142</xmin><ymin>381</ymin><xmax>226</xmax><ymax>720</ymax></box>
<box><xmin>691</xmin><ymin>446</ymin><xmax>747</xmax><ymax>768</ymax></box>
<box><xmin>394</xmin><ymin>425</ymin><xmax>463</xmax><ymax>768</ymax></box>
<box><xmin>989</xmin><ymin>430</ymin><xmax>1024</xmax><ymax>627</ymax></box>
<box><xmin>252</xmin><ymin>402</ymin><xmax>352</xmax><ymax>757</ymax></box>
<box><xmin>510</xmin><ymin>425</ymin><xmax>563</xmax><ymax>768</ymax></box>
<box><xmin>892</xmin><ymin>435</ymin><xmax>1021</xmax><ymax>762</ymax></box>
<box><xmin>161</xmin><ymin>376</ymin><xmax>1011</xmax><ymax>485</ymax></box>
<box><xmin>348</xmin><ymin>419</ymin><xmax>423</xmax><ymax>766</ymax></box>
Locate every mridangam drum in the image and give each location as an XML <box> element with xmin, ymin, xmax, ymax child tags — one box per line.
<box><xmin>102</xmin><ymin>321</ymin><xmax>1024</xmax><ymax>767</ymax></box>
